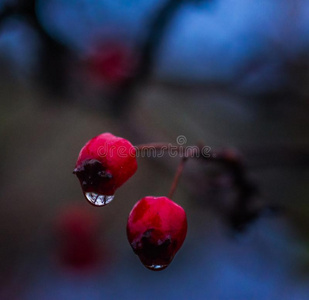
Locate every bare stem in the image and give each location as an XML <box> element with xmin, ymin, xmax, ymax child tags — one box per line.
<box><xmin>168</xmin><ymin>157</ymin><xmax>188</xmax><ymax>199</ymax></box>
<box><xmin>135</xmin><ymin>143</ymin><xmax>173</xmax><ymax>151</ymax></box>
<box><xmin>135</xmin><ymin>142</ymin><xmax>292</xmax><ymax>230</ymax></box>
<box><xmin>135</xmin><ymin>143</ymin><xmax>203</xmax><ymax>158</ymax></box>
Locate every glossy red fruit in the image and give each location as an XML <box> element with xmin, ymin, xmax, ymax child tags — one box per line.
<box><xmin>127</xmin><ymin>196</ymin><xmax>187</xmax><ymax>271</ymax></box>
<box><xmin>74</xmin><ymin>133</ymin><xmax>137</xmax><ymax>206</ymax></box>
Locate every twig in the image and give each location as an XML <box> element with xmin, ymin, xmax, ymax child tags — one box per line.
<box><xmin>110</xmin><ymin>0</ymin><xmax>185</xmax><ymax>115</ymax></box>
<box><xmin>168</xmin><ymin>157</ymin><xmax>188</xmax><ymax>199</ymax></box>
<box><xmin>135</xmin><ymin>142</ymin><xmax>283</xmax><ymax>230</ymax></box>
<box><xmin>0</xmin><ymin>1</ymin><xmax>71</xmax><ymax>95</ymax></box>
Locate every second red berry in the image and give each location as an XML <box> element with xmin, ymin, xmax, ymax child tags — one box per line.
<box><xmin>127</xmin><ymin>196</ymin><xmax>187</xmax><ymax>271</ymax></box>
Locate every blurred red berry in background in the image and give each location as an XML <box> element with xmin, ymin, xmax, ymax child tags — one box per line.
<box><xmin>54</xmin><ymin>205</ymin><xmax>101</xmax><ymax>271</ymax></box>
<box><xmin>85</xmin><ymin>41</ymin><xmax>137</xmax><ymax>86</ymax></box>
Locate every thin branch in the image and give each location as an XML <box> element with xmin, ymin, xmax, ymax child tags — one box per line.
<box><xmin>135</xmin><ymin>142</ymin><xmax>301</xmax><ymax>230</ymax></box>
<box><xmin>136</xmin><ymin>143</ymin><xmax>309</xmax><ymax>168</ymax></box>
<box><xmin>135</xmin><ymin>143</ymin><xmax>203</xmax><ymax>158</ymax></box>
<box><xmin>168</xmin><ymin>157</ymin><xmax>188</xmax><ymax>199</ymax></box>
<box><xmin>110</xmin><ymin>0</ymin><xmax>185</xmax><ymax>115</ymax></box>
<box><xmin>0</xmin><ymin>1</ymin><xmax>71</xmax><ymax>95</ymax></box>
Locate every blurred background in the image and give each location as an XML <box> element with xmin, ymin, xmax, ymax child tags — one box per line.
<box><xmin>0</xmin><ymin>0</ymin><xmax>309</xmax><ymax>299</ymax></box>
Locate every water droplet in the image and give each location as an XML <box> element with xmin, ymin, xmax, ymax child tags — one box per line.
<box><xmin>85</xmin><ymin>192</ymin><xmax>114</xmax><ymax>207</ymax></box>
<box><xmin>145</xmin><ymin>264</ymin><xmax>168</xmax><ymax>271</ymax></box>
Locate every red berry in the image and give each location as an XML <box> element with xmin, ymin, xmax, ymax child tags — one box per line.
<box><xmin>127</xmin><ymin>196</ymin><xmax>187</xmax><ymax>271</ymax></box>
<box><xmin>74</xmin><ymin>133</ymin><xmax>137</xmax><ymax>206</ymax></box>
<box><xmin>86</xmin><ymin>42</ymin><xmax>136</xmax><ymax>85</ymax></box>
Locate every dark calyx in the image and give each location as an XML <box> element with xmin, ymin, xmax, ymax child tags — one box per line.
<box><xmin>131</xmin><ymin>229</ymin><xmax>175</xmax><ymax>266</ymax></box>
<box><xmin>73</xmin><ymin>159</ymin><xmax>112</xmax><ymax>190</ymax></box>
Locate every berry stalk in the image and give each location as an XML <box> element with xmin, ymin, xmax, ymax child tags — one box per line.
<box><xmin>168</xmin><ymin>157</ymin><xmax>188</xmax><ymax>199</ymax></box>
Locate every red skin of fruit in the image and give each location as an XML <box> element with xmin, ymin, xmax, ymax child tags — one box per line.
<box><xmin>74</xmin><ymin>133</ymin><xmax>137</xmax><ymax>197</ymax></box>
<box><xmin>127</xmin><ymin>196</ymin><xmax>187</xmax><ymax>270</ymax></box>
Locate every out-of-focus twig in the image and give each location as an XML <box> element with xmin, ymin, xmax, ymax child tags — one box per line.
<box><xmin>136</xmin><ymin>143</ymin><xmax>288</xmax><ymax>231</ymax></box>
<box><xmin>0</xmin><ymin>0</ymin><xmax>70</xmax><ymax>95</ymax></box>
<box><xmin>110</xmin><ymin>0</ymin><xmax>185</xmax><ymax>116</ymax></box>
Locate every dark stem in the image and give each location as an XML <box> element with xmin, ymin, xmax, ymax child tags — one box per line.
<box><xmin>135</xmin><ymin>142</ymin><xmax>267</xmax><ymax>230</ymax></box>
<box><xmin>109</xmin><ymin>0</ymin><xmax>184</xmax><ymax>116</ymax></box>
<box><xmin>168</xmin><ymin>157</ymin><xmax>188</xmax><ymax>199</ymax></box>
<box><xmin>135</xmin><ymin>143</ymin><xmax>309</xmax><ymax>168</ymax></box>
<box><xmin>0</xmin><ymin>1</ymin><xmax>71</xmax><ymax>96</ymax></box>
<box><xmin>135</xmin><ymin>143</ymin><xmax>202</xmax><ymax>158</ymax></box>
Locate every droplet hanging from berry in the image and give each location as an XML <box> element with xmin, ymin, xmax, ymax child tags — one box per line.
<box><xmin>84</xmin><ymin>192</ymin><xmax>114</xmax><ymax>207</ymax></box>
